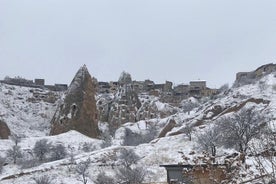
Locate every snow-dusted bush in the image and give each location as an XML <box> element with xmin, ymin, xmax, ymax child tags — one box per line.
<box><xmin>81</xmin><ymin>142</ymin><xmax>96</xmax><ymax>152</ymax></box>
<box><xmin>32</xmin><ymin>175</ymin><xmax>53</xmax><ymax>184</ymax></box>
<box><xmin>115</xmin><ymin>149</ymin><xmax>146</xmax><ymax>184</ymax></box>
<box><xmin>217</xmin><ymin>108</ymin><xmax>266</xmax><ymax>163</ymax></box>
<box><xmin>33</xmin><ymin>139</ymin><xmax>52</xmax><ymax>162</ymax></box>
<box><xmin>119</xmin><ymin>149</ymin><xmax>139</xmax><ymax>168</ymax></box>
<box><xmin>50</xmin><ymin>144</ymin><xmax>67</xmax><ymax>161</ymax></box>
<box><xmin>196</xmin><ymin>126</ymin><xmax>221</xmax><ymax>160</ymax></box>
<box><xmin>6</xmin><ymin>145</ymin><xmax>23</xmax><ymax>164</ymax></box>
<box><xmin>19</xmin><ymin>158</ymin><xmax>40</xmax><ymax>169</ymax></box>
<box><xmin>76</xmin><ymin>158</ymin><xmax>91</xmax><ymax>184</ymax></box>
<box><xmin>94</xmin><ymin>172</ymin><xmax>115</xmax><ymax>184</ymax></box>
<box><xmin>115</xmin><ymin>166</ymin><xmax>146</xmax><ymax>184</ymax></box>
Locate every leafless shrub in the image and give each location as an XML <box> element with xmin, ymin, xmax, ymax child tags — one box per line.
<box><xmin>51</xmin><ymin>144</ymin><xmax>67</xmax><ymax>161</ymax></box>
<box><xmin>119</xmin><ymin>149</ymin><xmax>140</xmax><ymax>168</ymax></box>
<box><xmin>94</xmin><ymin>172</ymin><xmax>115</xmax><ymax>184</ymax></box>
<box><xmin>217</xmin><ymin>108</ymin><xmax>266</xmax><ymax>162</ymax></box>
<box><xmin>19</xmin><ymin>158</ymin><xmax>40</xmax><ymax>169</ymax></box>
<box><xmin>183</xmin><ymin>125</ymin><xmax>194</xmax><ymax>141</ymax></box>
<box><xmin>81</xmin><ymin>142</ymin><xmax>96</xmax><ymax>152</ymax></box>
<box><xmin>32</xmin><ymin>175</ymin><xmax>53</xmax><ymax>184</ymax></box>
<box><xmin>196</xmin><ymin>126</ymin><xmax>221</xmax><ymax>162</ymax></box>
<box><xmin>33</xmin><ymin>139</ymin><xmax>53</xmax><ymax>162</ymax></box>
<box><xmin>76</xmin><ymin>158</ymin><xmax>91</xmax><ymax>184</ymax></box>
<box><xmin>7</xmin><ymin>145</ymin><xmax>23</xmax><ymax>164</ymax></box>
<box><xmin>115</xmin><ymin>166</ymin><xmax>146</xmax><ymax>184</ymax></box>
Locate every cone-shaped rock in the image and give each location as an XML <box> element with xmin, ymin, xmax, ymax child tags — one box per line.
<box><xmin>50</xmin><ymin>65</ymin><xmax>100</xmax><ymax>138</ymax></box>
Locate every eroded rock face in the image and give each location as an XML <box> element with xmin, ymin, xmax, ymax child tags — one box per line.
<box><xmin>158</xmin><ymin>119</ymin><xmax>176</xmax><ymax>138</ymax></box>
<box><xmin>97</xmin><ymin>72</ymin><xmax>141</xmax><ymax>132</ymax></box>
<box><xmin>0</xmin><ymin>120</ymin><xmax>11</xmax><ymax>139</ymax></box>
<box><xmin>50</xmin><ymin>65</ymin><xmax>100</xmax><ymax>138</ymax></box>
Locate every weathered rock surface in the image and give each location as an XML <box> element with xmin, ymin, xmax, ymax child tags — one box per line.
<box><xmin>97</xmin><ymin>72</ymin><xmax>141</xmax><ymax>133</ymax></box>
<box><xmin>0</xmin><ymin>120</ymin><xmax>11</xmax><ymax>139</ymax></box>
<box><xmin>50</xmin><ymin>65</ymin><xmax>100</xmax><ymax>138</ymax></box>
<box><xmin>158</xmin><ymin>119</ymin><xmax>176</xmax><ymax>138</ymax></box>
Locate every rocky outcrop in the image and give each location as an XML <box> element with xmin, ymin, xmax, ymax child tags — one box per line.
<box><xmin>234</xmin><ymin>63</ymin><xmax>276</xmax><ymax>87</ymax></box>
<box><xmin>158</xmin><ymin>119</ymin><xmax>176</xmax><ymax>138</ymax></box>
<box><xmin>97</xmin><ymin>72</ymin><xmax>141</xmax><ymax>133</ymax></box>
<box><xmin>50</xmin><ymin>65</ymin><xmax>100</xmax><ymax>138</ymax></box>
<box><xmin>0</xmin><ymin>120</ymin><xmax>11</xmax><ymax>139</ymax></box>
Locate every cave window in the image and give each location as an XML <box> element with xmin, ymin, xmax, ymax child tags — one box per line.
<box><xmin>72</xmin><ymin>104</ymin><xmax>77</xmax><ymax>111</ymax></box>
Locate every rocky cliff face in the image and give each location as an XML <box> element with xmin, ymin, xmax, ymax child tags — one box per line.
<box><xmin>97</xmin><ymin>72</ymin><xmax>141</xmax><ymax>133</ymax></box>
<box><xmin>50</xmin><ymin>65</ymin><xmax>100</xmax><ymax>138</ymax></box>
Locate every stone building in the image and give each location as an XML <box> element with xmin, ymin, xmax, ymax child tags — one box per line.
<box><xmin>109</xmin><ymin>81</ymin><xmax>119</xmax><ymax>94</ymax></box>
<box><xmin>173</xmin><ymin>84</ymin><xmax>189</xmax><ymax>96</ymax></box>
<box><xmin>133</xmin><ymin>81</ymin><xmax>144</xmax><ymax>93</ymax></box>
<box><xmin>34</xmin><ymin>79</ymin><xmax>45</xmax><ymax>86</ymax></box>
<box><xmin>236</xmin><ymin>63</ymin><xmax>276</xmax><ymax>83</ymax></box>
<box><xmin>161</xmin><ymin>164</ymin><xmax>226</xmax><ymax>184</ymax></box>
<box><xmin>98</xmin><ymin>82</ymin><xmax>110</xmax><ymax>93</ymax></box>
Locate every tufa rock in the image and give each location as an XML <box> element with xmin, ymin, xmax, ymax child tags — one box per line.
<box><xmin>0</xmin><ymin>120</ymin><xmax>11</xmax><ymax>139</ymax></box>
<box><xmin>158</xmin><ymin>119</ymin><xmax>176</xmax><ymax>138</ymax></box>
<box><xmin>50</xmin><ymin>65</ymin><xmax>100</xmax><ymax>138</ymax></box>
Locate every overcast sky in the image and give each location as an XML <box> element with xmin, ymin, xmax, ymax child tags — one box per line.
<box><xmin>1</xmin><ymin>0</ymin><xmax>276</xmax><ymax>88</ymax></box>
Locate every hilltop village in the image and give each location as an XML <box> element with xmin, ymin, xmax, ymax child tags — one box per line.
<box><xmin>0</xmin><ymin>74</ymin><xmax>218</xmax><ymax>102</ymax></box>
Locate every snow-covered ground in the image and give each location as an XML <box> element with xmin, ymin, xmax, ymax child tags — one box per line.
<box><xmin>1</xmin><ymin>72</ymin><xmax>276</xmax><ymax>183</ymax></box>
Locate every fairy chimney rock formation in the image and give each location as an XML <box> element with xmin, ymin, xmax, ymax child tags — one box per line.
<box><xmin>50</xmin><ymin>65</ymin><xmax>100</xmax><ymax>138</ymax></box>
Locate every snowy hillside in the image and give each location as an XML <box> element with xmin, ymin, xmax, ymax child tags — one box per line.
<box><xmin>0</xmin><ymin>83</ymin><xmax>61</xmax><ymax>137</ymax></box>
<box><xmin>1</xmin><ymin>71</ymin><xmax>276</xmax><ymax>183</ymax></box>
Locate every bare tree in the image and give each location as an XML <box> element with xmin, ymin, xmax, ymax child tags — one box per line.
<box><xmin>119</xmin><ymin>149</ymin><xmax>140</xmax><ymax>168</ymax></box>
<box><xmin>115</xmin><ymin>166</ymin><xmax>146</xmax><ymax>184</ymax></box>
<box><xmin>183</xmin><ymin>125</ymin><xmax>194</xmax><ymax>141</ymax></box>
<box><xmin>33</xmin><ymin>139</ymin><xmax>52</xmax><ymax>162</ymax></box>
<box><xmin>115</xmin><ymin>149</ymin><xmax>146</xmax><ymax>184</ymax></box>
<box><xmin>218</xmin><ymin>108</ymin><xmax>266</xmax><ymax>162</ymax></box>
<box><xmin>94</xmin><ymin>172</ymin><xmax>115</xmax><ymax>184</ymax></box>
<box><xmin>76</xmin><ymin>158</ymin><xmax>91</xmax><ymax>184</ymax></box>
<box><xmin>33</xmin><ymin>175</ymin><xmax>53</xmax><ymax>184</ymax></box>
<box><xmin>10</xmin><ymin>134</ymin><xmax>21</xmax><ymax>146</ymax></box>
<box><xmin>7</xmin><ymin>145</ymin><xmax>23</xmax><ymax>164</ymax></box>
<box><xmin>247</xmin><ymin>125</ymin><xmax>276</xmax><ymax>182</ymax></box>
<box><xmin>196</xmin><ymin>126</ymin><xmax>221</xmax><ymax>162</ymax></box>
<box><xmin>51</xmin><ymin>144</ymin><xmax>67</xmax><ymax>161</ymax></box>
<box><xmin>67</xmin><ymin>146</ymin><xmax>76</xmax><ymax>172</ymax></box>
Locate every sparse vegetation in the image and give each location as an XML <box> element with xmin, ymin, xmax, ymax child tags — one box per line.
<box><xmin>51</xmin><ymin>144</ymin><xmax>67</xmax><ymax>161</ymax></box>
<box><xmin>0</xmin><ymin>156</ymin><xmax>5</xmax><ymax>174</ymax></box>
<box><xmin>94</xmin><ymin>172</ymin><xmax>115</xmax><ymax>184</ymax></box>
<box><xmin>7</xmin><ymin>145</ymin><xmax>23</xmax><ymax>164</ymax></box>
<box><xmin>33</xmin><ymin>139</ymin><xmax>52</xmax><ymax>162</ymax></box>
<box><xmin>76</xmin><ymin>158</ymin><xmax>91</xmax><ymax>184</ymax></box>
<box><xmin>32</xmin><ymin>175</ymin><xmax>53</xmax><ymax>184</ymax></box>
